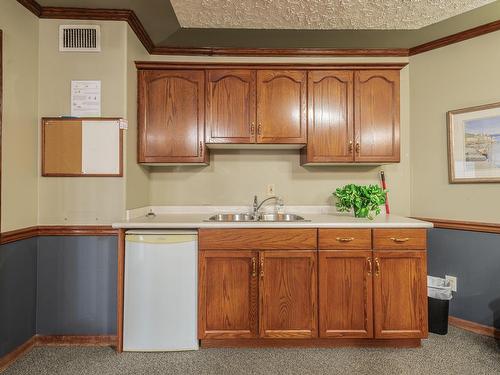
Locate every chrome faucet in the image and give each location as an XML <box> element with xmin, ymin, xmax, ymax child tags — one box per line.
<box><xmin>252</xmin><ymin>195</ymin><xmax>283</xmax><ymax>216</ymax></box>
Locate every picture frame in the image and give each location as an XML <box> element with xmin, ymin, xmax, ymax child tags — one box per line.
<box><xmin>447</xmin><ymin>102</ymin><xmax>500</xmax><ymax>183</ymax></box>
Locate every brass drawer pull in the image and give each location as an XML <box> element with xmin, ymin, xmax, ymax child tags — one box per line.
<box><xmin>336</xmin><ymin>237</ymin><xmax>355</xmax><ymax>243</ymax></box>
<box><xmin>367</xmin><ymin>258</ymin><xmax>373</xmax><ymax>275</ymax></box>
<box><xmin>260</xmin><ymin>257</ymin><xmax>264</xmax><ymax>278</ymax></box>
<box><xmin>251</xmin><ymin>257</ymin><xmax>257</xmax><ymax>277</ymax></box>
<box><xmin>390</xmin><ymin>237</ymin><xmax>410</xmax><ymax>243</ymax></box>
<box><xmin>374</xmin><ymin>258</ymin><xmax>380</xmax><ymax>276</ymax></box>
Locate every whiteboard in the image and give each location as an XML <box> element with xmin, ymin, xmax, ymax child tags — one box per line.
<box><xmin>82</xmin><ymin>120</ymin><xmax>120</xmax><ymax>174</ymax></box>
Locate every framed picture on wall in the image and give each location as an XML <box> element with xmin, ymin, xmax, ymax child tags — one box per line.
<box><xmin>448</xmin><ymin>102</ymin><xmax>500</xmax><ymax>183</ymax></box>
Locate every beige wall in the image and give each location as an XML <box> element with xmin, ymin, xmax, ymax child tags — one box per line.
<box><xmin>125</xmin><ymin>26</ymin><xmax>150</xmax><ymax>210</ymax></box>
<box><xmin>0</xmin><ymin>0</ymin><xmax>39</xmax><ymax>232</ymax></box>
<box><xmin>410</xmin><ymin>31</ymin><xmax>500</xmax><ymax>223</ymax></box>
<box><xmin>148</xmin><ymin>56</ymin><xmax>412</xmax><ymax>216</ymax></box>
<box><xmin>37</xmin><ymin>19</ymin><xmax>128</xmax><ymax>224</ymax></box>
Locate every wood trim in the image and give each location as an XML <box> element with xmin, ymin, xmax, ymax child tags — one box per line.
<box><xmin>0</xmin><ymin>226</ymin><xmax>39</xmax><ymax>244</ymax></box>
<box><xmin>37</xmin><ymin>226</ymin><xmax>118</xmax><ymax>236</ymax></box>
<box><xmin>136</xmin><ymin>62</ymin><xmax>409</xmax><ymax>70</ymax></box>
<box><xmin>0</xmin><ymin>336</ymin><xmax>37</xmax><ymax>372</ymax></box>
<box><xmin>449</xmin><ymin>316</ymin><xmax>500</xmax><ymax>339</ymax></box>
<box><xmin>414</xmin><ymin>217</ymin><xmax>500</xmax><ymax>234</ymax></box>
<box><xmin>116</xmin><ymin>229</ymin><xmax>126</xmax><ymax>353</ymax></box>
<box><xmin>151</xmin><ymin>47</ymin><xmax>409</xmax><ymax>57</ymax></box>
<box><xmin>0</xmin><ymin>225</ymin><xmax>118</xmax><ymax>244</ymax></box>
<box><xmin>0</xmin><ymin>30</ymin><xmax>2</xmax><ymax>236</ymax></box>
<box><xmin>36</xmin><ymin>335</ymin><xmax>117</xmax><ymax>346</ymax></box>
<box><xmin>16</xmin><ymin>0</ymin><xmax>42</xmax><ymax>17</ymax></box>
<box><xmin>410</xmin><ymin>20</ymin><xmax>500</xmax><ymax>56</ymax></box>
<box><xmin>201</xmin><ymin>338</ymin><xmax>421</xmax><ymax>348</ymax></box>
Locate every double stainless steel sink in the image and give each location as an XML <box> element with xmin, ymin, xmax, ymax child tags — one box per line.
<box><xmin>207</xmin><ymin>213</ymin><xmax>307</xmax><ymax>222</ymax></box>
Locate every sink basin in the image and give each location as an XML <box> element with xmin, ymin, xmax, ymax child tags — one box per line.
<box><xmin>258</xmin><ymin>213</ymin><xmax>306</xmax><ymax>222</ymax></box>
<box><xmin>206</xmin><ymin>213</ymin><xmax>307</xmax><ymax>222</ymax></box>
<box><xmin>207</xmin><ymin>213</ymin><xmax>256</xmax><ymax>222</ymax></box>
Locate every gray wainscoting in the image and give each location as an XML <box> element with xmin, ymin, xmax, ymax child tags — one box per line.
<box><xmin>0</xmin><ymin>238</ymin><xmax>37</xmax><ymax>357</ymax></box>
<box><xmin>427</xmin><ymin>228</ymin><xmax>500</xmax><ymax>329</ymax></box>
<box><xmin>36</xmin><ymin>236</ymin><xmax>118</xmax><ymax>335</ymax></box>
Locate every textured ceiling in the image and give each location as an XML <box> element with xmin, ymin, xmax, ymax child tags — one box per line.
<box><xmin>170</xmin><ymin>0</ymin><xmax>495</xmax><ymax>29</ymax></box>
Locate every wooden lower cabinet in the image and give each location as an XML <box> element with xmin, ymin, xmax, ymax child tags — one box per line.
<box><xmin>260</xmin><ymin>251</ymin><xmax>317</xmax><ymax>338</ymax></box>
<box><xmin>319</xmin><ymin>250</ymin><xmax>373</xmax><ymax>338</ymax></box>
<box><xmin>198</xmin><ymin>250</ymin><xmax>259</xmax><ymax>339</ymax></box>
<box><xmin>373</xmin><ymin>250</ymin><xmax>428</xmax><ymax>339</ymax></box>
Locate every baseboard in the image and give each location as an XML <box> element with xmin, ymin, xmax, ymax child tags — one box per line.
<box><xmin>201</xmin><ymin>338</ymin><xmax>421</xmax><ymax>348</ymax></box>
<box><xmin>0</xmin><ymin>335</ymin><xmax>117</xmax><ymax>372</ymax></box>
<box><xmin>0</xmin><ymin>336</ymin><xmax>37</xmax><ymax>372</ymax></box>
<box><xmin>36</xmin><ymin>335</ymin><xmax>118</xmax><ymax>347</ymax></box>
<box><xmin>449</xmin><ymin>316</ymin><xmax>500</xmax><ymax>339</ymax></box>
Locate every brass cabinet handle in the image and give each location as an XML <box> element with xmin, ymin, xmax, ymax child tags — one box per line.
<box><xmin>355</xmin><ymin>142</ymin><xmax>360</xmax><ymax>154</ymax></box>
<box><xmin>390</xmin><ymin>237</ymin><xmax>410</xmax><ymax>243</ymax></box>
<box><xmin>260</xmin><ymin>257</ymin><xmax>264</xmax><ymax>278</ymax></box>
<box><xmin>374</xmin><ymin>258</ymin><xmax>380</xmax><ymax>276</ymax></box>
<box><xmin>336</xmin><ymin>237</ymin><xmax>354</xmax><ymax>242</ymax></box>
<box><xmin>250</xmin><ymin>122</ymin><xmax>255</xmax><ymax>135</ymax></box>
<box><xmin>348</xmin><ymin>141</ymin><xmax>353</xmax><ymax>153</ymax></box>
<box><xmin>367</xmin><ymin>258</ymin><xmax>373</xmax><ymax>275</ymax></box>
<box><xmin>258</xmin><ymin>124</ymin><xmax>262</xmax><ymax>135</ymax></box>
<box><xmin>199</xmin><ymin>141</ymin><xmax>203</xmax><ymax>155</ymax></box>
<box><xmin>251</xmin><ymin>257</ymin><xmax>257</xmax><ymax>277</ymax></box>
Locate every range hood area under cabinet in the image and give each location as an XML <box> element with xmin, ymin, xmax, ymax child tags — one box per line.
<box><xmin>136</xmin><ymin>62</ymin><xmax>404</xmax><ymax>165</ymax></box>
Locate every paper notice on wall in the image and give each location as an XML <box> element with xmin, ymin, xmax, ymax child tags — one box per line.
<box><xmin>71</xmin><ymin>80</ymin><xmax>101</xmax><ymax>117</ymax></box>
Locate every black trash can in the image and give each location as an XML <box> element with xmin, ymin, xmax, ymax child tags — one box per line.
<box><xmin>427</xmin><ymin>276</ymin><xmax>453</xmax><ymax>335</ymax></box>
<box><xmin>428</xmin><ymin>297</ymin><xmax>450</xmax><ymax>335</ymax></box>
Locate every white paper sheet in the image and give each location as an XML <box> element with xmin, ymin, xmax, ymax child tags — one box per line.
<box><xmin>82</xmin><ymin>120</ymin><xmax>120</xmax><ymax>174</ymax></box>
<box><xmin>71</xmin><ymin>80</ymin><xmax>101</xmax><ymax>117</ymax></box>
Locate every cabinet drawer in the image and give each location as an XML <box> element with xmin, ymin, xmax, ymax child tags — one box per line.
<box><xmin>373</xmin><ymin>229</ymin><xmax>427</xmax><ymax>250</ymax></box>
<box><xmin>199</xmin><ymin>229</ymin><xmax>317</xmax><ymax>250</ymax></box>
<box><xmin>319</xmin><ymin>229</ymin><xmax>371</xmax><ymax>250</ymax></box>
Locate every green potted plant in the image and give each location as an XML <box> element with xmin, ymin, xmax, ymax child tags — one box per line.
<box><xmin>334</xmin><ymin>184</ymin><xmax>387</xmax><ymax>219</ymax></box>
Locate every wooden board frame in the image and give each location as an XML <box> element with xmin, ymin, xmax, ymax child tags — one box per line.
<box><xmin>41</xmin><ymin>117</ymin><xmax>124</xmax><ymax>177</ymax></box>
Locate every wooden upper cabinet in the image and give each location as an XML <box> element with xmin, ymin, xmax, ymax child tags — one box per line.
<box><xmin>354</xmin><ymin>70</ymin><xmax>400</xmax><ymax>163</ymax></box>
<box><xmin>304</xmin><ymin>71</ymin><xmax>354</xmax><ymax>163</ymax></box>
<box><xmin>260</xmin><ymin>250</ymin><xmax>317</xmax><ymax>338</ymax></box>
<box><xmin>199</xmin><ymin>250</ymin><xmax>259</xmax><ymax>339</ymax></box>
<box><xmin>206</xmin><ymin>70</ymin><xmax>256</xmax><ymax>144</ymax></box>
<box><xmin>256</xmin><ymin>70</ymin><xmax>307</xmax><ymax>144</ymax></box>
<box><xmin>319</xmin><ymin>250</ymin><xmax>373</xmax><ymax>338</ymax></box>
<box><xmin>138</xmin><ymin>70</ymin><xmax>207</xmax><ymax>164</ymax></box>
<box><xmin>373</xmin><ymin>250</ymin><xmax>428</xmax><ymax>339</ymax></box>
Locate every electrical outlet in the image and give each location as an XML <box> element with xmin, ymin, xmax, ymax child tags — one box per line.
<box><xmin>267</xmin><ymin>184</ymin><xmax>275</xmax><ymax>196</ymax></box>
<box><xmin>445</xmin><ymin>275</ymin><xmax>457</xmax><ymax>292</ymax></box>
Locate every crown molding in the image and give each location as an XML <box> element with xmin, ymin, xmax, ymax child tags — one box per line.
<box><xmin>409</xmin><ymin>19</ymin><xmax>500</xmax><ymax>55</ymax></box>
<box><xmin>14</xmin><ymin>1</ymin><xmax>500</xmax><ymax>58</ymax></box>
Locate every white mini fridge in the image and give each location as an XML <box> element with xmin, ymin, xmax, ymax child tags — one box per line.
<box><xmin>123</xmin><ymin>230</ymin><xmax>199</xmax><ymax>351</ymax></box>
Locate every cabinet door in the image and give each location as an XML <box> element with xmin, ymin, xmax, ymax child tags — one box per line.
<box><xmin>199</xmin><ymin>250</ymin><xmax>259</xmax><ymax>339</ymax></box>
<box><xmin>256</xmin><ymin>70</ymin><xmax>307</xmax><ymax>144</ymax></box>
<box><xmin>138</xmin><ymin>70</ymin><xmax>207</xmax><ymax>163</ymax></box>
<box><xmin>354</xmin><ymin>70</ymin><xmax>400</xmax><ymax>163</ymax></box>
<box><xmin>319</xmin><ymin>250</ymin><xmax>373</xmax><ymax>338</ymax></box>
<box><xmin>206</xmin><ymin>70</ymin><xmax>256</xmax><ymax>144</ymax></box>
<box><xmin>373</xmin><ymin>250</ymin><xmax>428</xmax><ymax>339</ymax></box>
<box><xmin>305</xmin><ymin>71</ymin><xmax>354</xmax><ymax>163</ymax></box>
<box><xmin>260</xmin><ymin>251</ymin><xmax>317</xmax><ymax>338</ymax></box>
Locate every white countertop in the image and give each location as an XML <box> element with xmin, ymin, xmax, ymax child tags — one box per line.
<box><xmin>112</xmin><ymin>206</ymin><xmax>432</xmax><ymax>229</ymax></box>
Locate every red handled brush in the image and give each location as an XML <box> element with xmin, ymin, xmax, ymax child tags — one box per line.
<box><xmin>380</xmin><ymin>171</ymin><xmax>390</xmax><ymax>214</ymax></box>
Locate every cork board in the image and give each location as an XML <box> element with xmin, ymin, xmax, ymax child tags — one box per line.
<box><xmin>42</xmin><ymin>118</ymin><xmax>123</xmax><ymax>177</ymax></box>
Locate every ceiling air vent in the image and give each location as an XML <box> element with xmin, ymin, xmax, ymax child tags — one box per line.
<box><xmin>59</xmin><ymin>25</ymin><xmax>101</xmax><ymax>52</ymax></box>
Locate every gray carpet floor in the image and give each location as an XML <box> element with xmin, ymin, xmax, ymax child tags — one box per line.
<box><xmin>3</xmin><ymin>327</ymin><xmax>500</xmax><ymax>375</ymax></box>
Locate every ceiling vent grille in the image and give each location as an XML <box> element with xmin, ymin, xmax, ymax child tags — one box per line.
<box><xmin>59</xmin><ymin>25</ymin><xmax>101</xmax><ymax>52</ymax></box>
